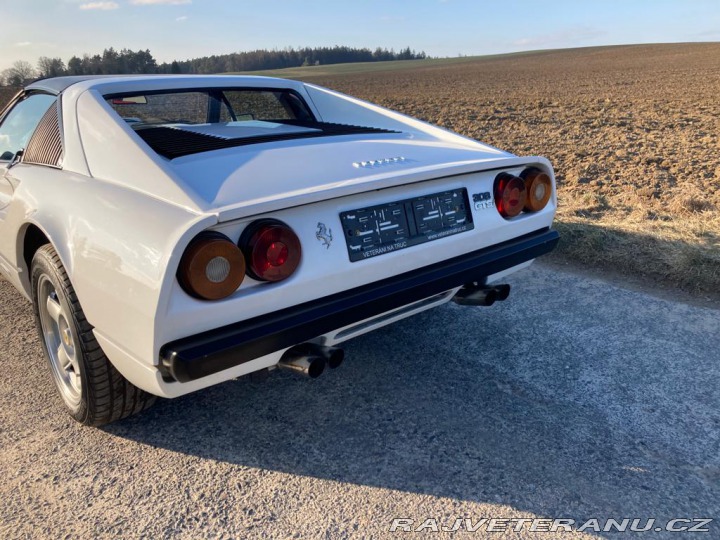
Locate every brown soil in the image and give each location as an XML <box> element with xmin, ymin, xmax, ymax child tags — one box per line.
<box><xmin>301</xmin><ymin>43</ymin><xmax>720</xmax><ymax>296</ymax></box>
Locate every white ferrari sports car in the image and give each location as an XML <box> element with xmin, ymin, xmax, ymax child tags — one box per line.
<box><xmin>0</xmin><ymin>75</ymin><xmax>558</xmax><ymax>425</ymax></box>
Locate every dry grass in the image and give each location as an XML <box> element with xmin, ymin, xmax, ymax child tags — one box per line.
<box><xmin>295</xmin><ymin>43</ymin><xmax>720</xmax><ymax>296</ymax></box>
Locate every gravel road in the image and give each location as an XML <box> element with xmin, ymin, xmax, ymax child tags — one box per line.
<box><xmin>1</xmin><ymin>263</ymin><xmax>718</xmax><ymax>539</ymax></box>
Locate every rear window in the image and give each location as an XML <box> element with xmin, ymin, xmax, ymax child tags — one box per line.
<box><xmin>105</xmin><ymin>89</ymin><xmax>314</xmax><ymax>127</ymax></box>
<box><xmin>102</xmin><ymin>87</ymin><xmax>397</xmax><ymax>160</ymax></box>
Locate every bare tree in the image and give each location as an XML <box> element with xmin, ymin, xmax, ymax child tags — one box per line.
<box><xmin>2</xmin><ymin>60</ymin><xmax>37</xmax><ymax>86</ymax></box>
<box><xmin>37</xmin><ymin>57</ymin><xmax>66</xmax><ymax>79</ymax></box>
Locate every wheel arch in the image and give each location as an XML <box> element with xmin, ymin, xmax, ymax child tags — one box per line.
<box><xmin>23</xmin><ymin>223</ymin><xmax>50</xmax><ymax>268</ymax></box>
<box><xmin>17</xmin><ymin>221</ymin><xmax>72</xmax><ymax>299</ymax></box>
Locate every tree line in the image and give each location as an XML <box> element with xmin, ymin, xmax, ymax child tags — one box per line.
<box><xmin>1</xmin><ymin>46</ymin><xmax>427</xmax><ymax>86</ymax></box>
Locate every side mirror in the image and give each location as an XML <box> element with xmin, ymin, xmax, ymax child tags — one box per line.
<box><xmin>7</xmin><ymin>149</ymin><xmax>23</xmax><ymax>169</ymax></box>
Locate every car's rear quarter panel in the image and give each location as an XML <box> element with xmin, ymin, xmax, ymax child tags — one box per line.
<box><xmin>3</xmin><ymin>164</ymin><xmax>212</xmax><ymax>370</ymax></box>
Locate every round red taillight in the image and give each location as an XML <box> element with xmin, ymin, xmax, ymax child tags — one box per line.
<box><xmin>494</xmin><ymin>173</ymin><xmax>527</xmax><ymax>218</ymax></box>
<box><xmin>177</xmin><ymin>232</ymin><xmax>246</xmax><ymax>300</ymax></box>
<box><xmin>521</xmin><ymin>168</ymin><xmax>552</xmax><ymax>212</ymax></box>
<box><xmin>240</xmin><ymin>220</ymin><xmax>301</xmax><ymax>282</ymax></box>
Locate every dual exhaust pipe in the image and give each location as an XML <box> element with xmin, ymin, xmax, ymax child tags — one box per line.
<box><xmin>453</xmin><ymin>283</ymin><xmax>511</xmax><ymax>307</ymax></box>
<box><xmin>278</xmin><ymin>343</ymin><xmax>344</xmax><ymax>379</ymax></box>
<box><xmin>278</xmin><ymin>284</ymin><xmax>510</xmax><ymax>377</ymax></box>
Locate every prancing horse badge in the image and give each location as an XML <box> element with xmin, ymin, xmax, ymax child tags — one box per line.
<box><xmin>316</xmin><ymin>222</ymin><xmax>333</xmax><ymax>249</ymax></box>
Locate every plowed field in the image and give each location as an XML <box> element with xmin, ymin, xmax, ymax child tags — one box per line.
<box><xmin>302</xmin><ymin>43</ymin><xmax>720</xmax><ymax>295</ymax></box>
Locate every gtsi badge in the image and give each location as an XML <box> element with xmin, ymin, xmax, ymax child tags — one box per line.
<box><xmin>472</xmin><ymin>191</ymin><xmax>495</xmax><ymax>210</ymax></box>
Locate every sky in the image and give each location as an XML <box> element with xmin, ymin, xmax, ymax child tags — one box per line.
<box><xmin>1</xmin><ymin>0</ymin><xmax>719</xmax><ymax>72</ymax></box>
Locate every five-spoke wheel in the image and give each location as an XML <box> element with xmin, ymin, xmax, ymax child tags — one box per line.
<box><xmin>37</xmin><ymin>275</ymin><xmax>83</xmax><ymax>410</ymax></box>
<box><xmin>31</xmin><ymin>244</ymin><xmax>155</xmax><ymax>425</ymax></box>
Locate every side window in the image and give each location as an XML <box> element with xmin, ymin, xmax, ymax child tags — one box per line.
<box><xmin>0</xmin><ymin>94</ymin><xmax>57</xmax><ymax>161</ymax></box>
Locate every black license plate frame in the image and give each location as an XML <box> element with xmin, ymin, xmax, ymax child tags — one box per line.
<box><xmin>339</xmin><ymin>188</ymin><xmax>474</xmax><ymax>262</ymax></box>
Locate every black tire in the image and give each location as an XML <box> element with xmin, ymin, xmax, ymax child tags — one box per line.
<box><xmin>31</xmin><ymin>244</ymin><xmax>156</xmax><ymax>426</ymax></box>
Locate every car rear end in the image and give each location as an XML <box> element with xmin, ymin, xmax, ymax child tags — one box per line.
<box><xmin>156</xmin><ymin>158</ymin><xmax>558</xmax><ymax>394</ymax></box>
<box><xmin>72</xmin><ymin>76</ymin><xmax>558</xmax><ymax>398</ymax></box>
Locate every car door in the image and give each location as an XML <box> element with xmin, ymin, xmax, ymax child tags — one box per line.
<box><xmin>0</xmin><ymin>92</ymin><xmax>57</xmax><ymax>278</ymax></box>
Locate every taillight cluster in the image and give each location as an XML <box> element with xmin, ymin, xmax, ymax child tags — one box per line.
<box><xmin>494</xmin><ymin>167</ymin><xmax>552</xmax><ymax>219</ymax></box>
<box><xmin>177</xmin><ymin>220</ymin><xmax>301</xmax><ymax>300</ymax></box>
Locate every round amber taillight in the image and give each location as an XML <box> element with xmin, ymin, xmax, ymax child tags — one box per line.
<box><xmin>521</xmin><ymin>168</ymin><xmax>552</xmax><ymax>212</ymax></box>
<box><xmin>177</xmin><ymin>232</ymin><xmax>246</xmax><ymax>300</ymax></box>
<box><xmin>494</xmin><ymin>173</ymin><xmax>527</xmax><ymax>218</ymax></box>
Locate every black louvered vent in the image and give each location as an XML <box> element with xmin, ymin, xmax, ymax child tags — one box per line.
<box><xmin>135</xmin><ymin>122</ymin><xmax>400</xmax><ymax>160</ymax></box>
<box><xmin>24</xmin><ymin>103</ymin><xmax>63</xmax><ymax>167</ymax></box>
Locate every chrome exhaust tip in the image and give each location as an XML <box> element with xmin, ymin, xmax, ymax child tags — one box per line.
<box><xmin>453</xmin><ymin>286</ymin><xmax>498</xmax><ymax>306</ymax></box>
<box><xmin>295</xmin><ymin>343</ymin><xmax>345</xmax><ymax>369</ymax></box>
<box><xmin>319</xmin><ymin>346</ymin><xmax>344</xmax><ymax>369</ymax></box>
<box><xmin>453</xmin><ymin>283</ymin><xmax>511</xmax><ymax>306</ymax></box>
<box><xmin>492</xmin><ymin>284</ymin><xmax>511</xmax><ymax>301</ymax></box>
<box><xmin>278</xmin><ymin>347</ymin><xmax>326</xmax><ymax>378</ymax></box>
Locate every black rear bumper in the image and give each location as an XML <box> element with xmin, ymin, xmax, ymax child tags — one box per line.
<box><xmin>160</xmin><ymin>228</ymin><xmax>559</xmax><ymax>382</ymax></box>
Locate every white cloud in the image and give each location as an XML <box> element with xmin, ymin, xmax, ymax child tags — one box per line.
<box><xmin>131</xmin><ymin>0</ymin><xmax>191</xmax><ymax>5</ymax></box>
<box><xmin>175</xmin><ymin>15</ymin><xmax>188</xmax><ymax>22</ymax></box>
<box><xmin>79</xmin><ymin>1</ymin><xmax>119</xmax><ymax>9</ymax></box>
<box><xmin>512</xmin><ymin>27</ymin><xmax>606</xmax><ymax>48</ymax></box>
<box><xmin>13</xmin><ymin>42</ymin><xmax>32</xmax><ymax>47</ymax></box>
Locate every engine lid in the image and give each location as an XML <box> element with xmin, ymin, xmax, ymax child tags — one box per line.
<box><xmin>170</xmin><ymin>132</ymin><xmax>522</xmax><ymax>221</ymax></box>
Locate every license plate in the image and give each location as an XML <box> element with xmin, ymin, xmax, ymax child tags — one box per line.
<box><xmin>339</xmin><ymin>188</ymin><xmax>473</xmax><ymax>262</ymax></box>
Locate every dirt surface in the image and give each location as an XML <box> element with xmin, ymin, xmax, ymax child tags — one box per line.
<box><xmin>1</xmin><ymin>264</ymin><xmax>718</xmax><ymax>539</ymax></box>
<box><xmin>300</xmin><ymin>43</ymin><xmax>720</xmax><ymax>295</ymax></box>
